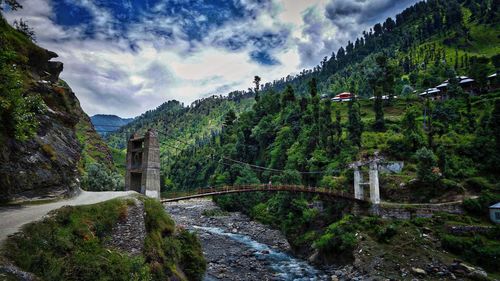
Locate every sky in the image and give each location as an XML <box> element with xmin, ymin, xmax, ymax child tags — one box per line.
<box><xmin>4</xmin><ymin>0</ymin><xmax>420</xmax><ymax>117</ymax></box>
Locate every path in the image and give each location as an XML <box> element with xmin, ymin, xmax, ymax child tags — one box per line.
<box><xmin>0</xmin><ymin>190</ymin><xmax>137</xmax><ymax>243</ymax></box>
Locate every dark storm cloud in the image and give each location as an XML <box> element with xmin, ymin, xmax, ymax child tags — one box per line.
<box><xmin>325</xmin><ymin>0</ymin><xmax>420</xmax><ymax>26</ymax></box>
<box><xmin>250</xmin><ymin>50</ymin><xmax>280</xmax><ymax>66</ymax></box>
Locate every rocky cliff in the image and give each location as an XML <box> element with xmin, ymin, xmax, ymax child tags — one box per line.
<box><xmin>0</xmin><ymin>17</ymin><xmax>113</xmax><ymax>202</ymax></box>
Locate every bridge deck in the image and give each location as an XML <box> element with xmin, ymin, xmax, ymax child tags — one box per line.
<box><xmin>160</xmin><ymin>185</ymin><xmax>366</xmax><ymax>203</ymax></box>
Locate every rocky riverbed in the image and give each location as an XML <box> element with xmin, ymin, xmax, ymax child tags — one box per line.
<box><xmin>164</xmin><ymin>199</ymin><xmax>332</xmax><ymax>281</ymax></box>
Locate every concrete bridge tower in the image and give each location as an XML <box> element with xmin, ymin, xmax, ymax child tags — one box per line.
<box><xmin>125</xmin><ymin>129</ymin><xmax>161</xmax><ymax>199</ymax></box>
<box><xmin>352</xmin><ymin>159</ymin><xmax>380</xmax><ymax>204</ymax></box>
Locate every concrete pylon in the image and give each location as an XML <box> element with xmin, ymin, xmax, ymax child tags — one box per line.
<box><xmin>369</xmin><ymin>161</ymin><xmax>380</xmax><ymax>204</ymax></box>
<box><xmin>141</xmin><ymin>129</ymin><xmax>161</xmax><ymax>199</ymax></box>
<box><xmin>125</xmin><ymin>129</ymin><xmax>161</xmax><ymax>200</ymax></box>
<box><xmin>353</xmin><ymin>166</ymin><xmax>364</xmax><ymax>200</ymax></box>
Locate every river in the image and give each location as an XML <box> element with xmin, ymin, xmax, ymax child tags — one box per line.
<box><xmin>164</xmin><ymin>199</ymin><xmax>332</xmax><ymax>281</ymax></box>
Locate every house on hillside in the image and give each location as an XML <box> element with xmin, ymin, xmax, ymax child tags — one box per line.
<box><xmin>419</xmin><ymin>76</ymin><xmax>476</xmax><ymax>100</ymax></box>
<box><xmin>418</xmin><ymin>87</ymin><xmax>441</xmax><ymax>100</ymax></box>
<box><xmin>332</xmin><ymin>92</ymin><xmax>354</xmax><ymax>102</ymax></box>
<box><xmin>490</xmin><ymin>203</ymin><xmax>500</xmax><ymax>224</ymax></box>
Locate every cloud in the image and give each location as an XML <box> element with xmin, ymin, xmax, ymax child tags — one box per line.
<box><xmin>295</xmin><ymin>0</ymin><xmax>420</xmax><ymax>67</ymax></box>
<box><xmin>296</xmin><ymin>5</ymin><xmax>338</xmax><ymax>67</ymax></box>
<box><xmin>325</xmin><ymin>0</ymin><xmax>420</xmax><ymax>33</ymax></box>
<box><xmin>3</xmin><ymin>0</ymin><xmax>419</xmax><ymax>117</ymax></box>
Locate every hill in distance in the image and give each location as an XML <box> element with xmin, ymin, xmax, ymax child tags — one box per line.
<box><xmin>91</xmin><ymin>114</ymin><xmax>134</xmax><ymax>136</ymax></box>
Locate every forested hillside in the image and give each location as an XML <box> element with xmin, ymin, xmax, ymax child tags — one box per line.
<box><xmin>259</xmin><ymin>0</ymin><xmax>499</xmax><ymax>97</ymax></box>
<box><xmin>103</xmin><ymin>0</ymin><xmax>500</xmax><ymax>276</ymax></box>
<box><xmin>105</xmin><ymin>93</ymin><xmax>254</xmax><ymax>178</ymax></box>
<box><xmin>157</xmin><ymin>0</ymin><xmax>500</xmax><ymax>191</ymax></box>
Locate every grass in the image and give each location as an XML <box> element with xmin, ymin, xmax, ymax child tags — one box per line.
<box><xmin>1</xmin><ymin>198</ymin><xmax>151</xmax><ymax>281</ymax></box>
<box><xmin>111</xmin><ymin>147</ymin><xmax>127</xmax><ymax>175</ymax></box>
<box><xmin>2</xmin><ymin>197</ymin><xmax>207</xmax><ymax>281</ymax></box>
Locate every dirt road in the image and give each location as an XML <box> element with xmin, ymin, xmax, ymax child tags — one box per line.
<box><xmin>0</xmin><ymin>190</ymin><xmax>137</xmax><ymax>243</ymax></box>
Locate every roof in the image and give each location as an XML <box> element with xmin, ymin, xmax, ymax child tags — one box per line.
<box><xmin>436</xmin><ymin>82</ymin><xmax>449</xmax><ymax>88</ymax></box>
<box><xmin>460</xmin><ymin>78</ymin><xmax>474</xmax><ymax>84</ymax></box>
<box><xmin>490</xmin><ymin>202</ymin><xmax>500</xmax><ymax>209</ymax></box>
<box><xmin>488</xmin><ymin>73</ymin><xmax>497</xmax><ymax>79</ymax></box>
<box><xmin>419</xmin><ymin>88</ymin><xmax>440</xmax><ymax>96</ymax></box>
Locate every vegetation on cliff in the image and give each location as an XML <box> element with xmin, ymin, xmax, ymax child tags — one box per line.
<box><xmin>0</xmin><ymin>12</ymin><xmax>122</xmax><ymax>199</ymax></box>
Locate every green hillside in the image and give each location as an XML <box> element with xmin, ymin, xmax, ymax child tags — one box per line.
<box><xmin>106</xmin><ymin>95</ymin><xmax>254</xmax><ymax>177</ymax></box>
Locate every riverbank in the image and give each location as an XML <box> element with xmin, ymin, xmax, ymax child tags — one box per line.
<box><xmin>165</xmin><ymin>198</ymin><xmax>339</xmax><ymax>281</ymax></box>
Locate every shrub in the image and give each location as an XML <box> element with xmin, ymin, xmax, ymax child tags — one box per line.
<box><xmin>41</xmin><ymin>143</ymin><xmax>57</xmax><ymax>161</ymax></box>
<box><xmin>142</xmin><ymin>198</ymin><xmax>205</xmax><ymax>281</ymax></box>
<box><xmin>415</xmin><ymin>147</ymin><xmax>440</xmax><ymax>184</ymax></box>
<box><xmin>463</xmin><ymin>191</ymin><xmax>500</xmax><ymax>216</ymax></box>
<box><xmin>251</xmin><ymin>203</ymin><xmax>275</xmax><ymax>225</ymax></box>
<box><xmin>439</xmin><ymin>178</ymin><xmax>461</xmax><ymax>190</ymax></box>
<box><xmin>177</xmin><ymin>229</ymin><xmax>206</xmax><ymax>281</ymax></box>
<box><xmin>376</xmin><ymin>223</ymin><xmax>399</xmax><ymax>243</ymax></box>
<box><xmin>314</xmin><ymin>215</ymin><xmax>358</xmax><ymax>255</ymax></box>
<box><xmin>464</xmin><ymin>177</ymin><xmax>493</xmax><ymax>192</ymax></box>
<box><xmin>81</xmin><ymin>162</ymin><xmax>124</xmax><ymax>191</ymax></box>
<box><xmin>384</xmin><ymin>133</ymin><xmax>407</xmax><ymax>159</ymax></box>
<box><xmin>319</xmin><ymin>175</ymin><xmax>347</xmax><ymax>191</ymax></box>
<box><xmin>441</xmin><ymin>234</ymin><xmax>500</xmax><ymax>272</ymax></box>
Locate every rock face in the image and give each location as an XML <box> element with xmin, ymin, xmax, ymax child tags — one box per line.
<box><xmin>0</xmin><ymin>20</ymin><xmax>112</xmax><ymax>201</ymax></box>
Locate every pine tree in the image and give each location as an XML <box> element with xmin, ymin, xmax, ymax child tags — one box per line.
<box><xmin>253</xmin><ymin>76</ymin><xmax>261</xmax><ymax>102</ymax></box>
<box><xmin>402</xmin><ymin>106</ymin><xmax>425</xmax><ymax>152</ymax></box>
<box><xmin>347</xmin><ymin>97</ymin><xmax>363</xmax><ymax>147</ymax></box>
<box><xmin>491</xmin><ymin>99</ymin><xmax>500</xmax><ymax>153</ymax></box>
<box><xmin>464</xmin><ymin>94</ymin><xmax>475</xmax><ymax>133</ymax></box>
<box><xmin>309</xmin><ymin>78</ymin><xmax>320</xmax><ymax>147</ymax></box>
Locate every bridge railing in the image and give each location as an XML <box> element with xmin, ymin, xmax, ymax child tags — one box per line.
<box><xmin>161</xmin><ymin>184</ymin><xmax>358</xmax><ymax>202</ymax></box>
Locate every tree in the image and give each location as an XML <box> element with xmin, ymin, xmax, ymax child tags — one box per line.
<box><xmin>253</xmin><ymin>76</ymin><xmax>261</xmax><ymax>93</ymax></box>
<box><xmin>253</xmin><ymin>75</ymin><xmax>261</xmax><ymax>101</ymax></box>
<box><xmin>0</xmin><ymin>51</ymin><xmax>43</xmax><ymax>141</ymax></box>
<box><xmin>469</xmin><ymin>56</ymin><xmax>492</xmax><ymax>92</ymax></box>
<box><xmin>492</xmin><ymin>54</ymin><xmax>500</xmax><ymax>72</ymax></box>
<box><xmin>223</xmin><ymin>110</ymin><xmax>236</xmax><ymax>129</ymax></box>
<box><xmin>383</xmin><ymin>17</ymin><xmax>396</xmax><ymax>32</ymax></box>
<box><xmin>491</xmin><ymin>99</ymin><xmax>500</xmax><ymax>153</ymax></box>
<box><xmin>234</xmin><ymin>165</ymin><xmax>260</xmax><ymax>185</ymax></box>
<box><xmin>373</xmin><ymin>86</ymin><xmax>385</xmax><ymax>131</ymax></box>
<box><xmin>309</xmin><ymin>78</ymin><xmax>320</xmax><ymax>147</ymax></box>
<box><xmin>415</xmin><ymin>147</ymin><xmax>439</xmax><ymax>184</ymax></box>
<box><xmin>401</xmin><ymin>106</ymin><xmax>425</xmax><ymax>152</ymax></box>
<box><xmin>445</xmin><ymin>1</ymin><xmax>463</xmax><ymax>29</ymax></box>
<box><xmin>464</xmin><ymin>94</ymin><xmax>475</xmax><ymax>133</ymax></box>
<box><xmin>13</xmin><ymin>19</ymin><xmax>35</xmax><ymax>42</ymax></box>
<box><xmin>373</xmin><ymin>23</ymin><xmax>383</xmax><ymax>36</ymax></box>
<box><xmin>318</xmin><ymin>99</ymin><xmax>332</xmax><ymax>148</ymax></box>
<box><xmin>281</xmin><ymin>84</ymin><xmax>295</xmax><ymax>108</ymax></box>
<box><xmin>82</xmin><ymin>163</ymin><xmax>124</xmax><ymax>191</ymax></box>
<box><xmin>446</xmin><ymin>69</ymin><xmax>464</xmax><ymax>97</ymax></box>
<box><xmin>347</xmin><ymin>97</ymin><xmax>363</xmax><ymax>147</ymax></box>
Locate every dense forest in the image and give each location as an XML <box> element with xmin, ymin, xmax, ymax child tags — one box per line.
<box><xmin>104</xmin><ymin>0</ymin><xmax>500</xmax><ymax>274</ymax></box>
